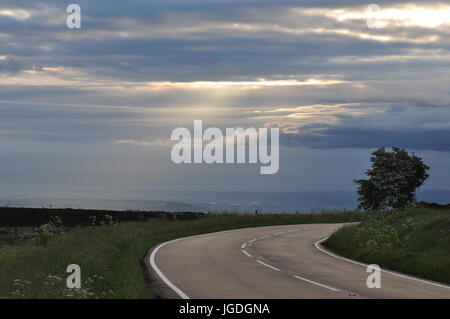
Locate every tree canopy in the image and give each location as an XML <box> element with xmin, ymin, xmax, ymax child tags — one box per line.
<box><xmin>355</xmin><ymin>147</ymin><xmax>430</xmax><ymax>210</ymax></box>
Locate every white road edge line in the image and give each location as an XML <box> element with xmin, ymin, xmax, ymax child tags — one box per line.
<box><xmin>315</xmin><ymin>236</ymin><xmax>450</xmax><ymax>290</ymax></box>
<box><xmin>293</xmin><ymin>275</ymin><xmax>339</xmax><ymax>292</ymax></box>
<box><xmin>241</xmin><ymin>243</ymin><xmax>247</xmax><ymax>249</ymax></box>
<box><xmin>150</xmin><ymin>238</ymin><xmax>191</xmax><ymax>299</ymax></box>
<box><xmin>256</xmin><ymin>260</ymin><xmax>281</xmax><ymax>272</ymax></box>
<box><xmin>242</xmin><ymin>250</ymin><xmax>253</xmax><ymax>258</ymax></box>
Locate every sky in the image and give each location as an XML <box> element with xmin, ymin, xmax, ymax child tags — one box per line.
<box><xmin>1</xmin><ymin>0</ymin><xmax>450</xmax><ymax>199</ymax></box>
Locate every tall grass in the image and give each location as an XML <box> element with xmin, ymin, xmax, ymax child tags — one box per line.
<box><xmin>324</xmin><ymin>208</ymin><xmax>450</xmax><ymax>284</ymax></box>
<box><xmin>0</xmin><ymin>211</ymin><xmax>361</xmax><ymax>299</ymax></box>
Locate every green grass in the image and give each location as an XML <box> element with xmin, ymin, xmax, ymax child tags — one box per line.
<box><xmin>0</xmin><ymin>211</ymin><xmax>361</xmax><ymax>299</ymax></box>
<box><xmin>324</xmin><ymin>208</ymin><xmax>450</xmax><ymax>284</ymax></box>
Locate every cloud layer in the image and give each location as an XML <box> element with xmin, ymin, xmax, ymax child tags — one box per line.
<box><xmin>1</xmin><ymin>1</ymin><xmax>450</xmax><ymax>192</ymax></box>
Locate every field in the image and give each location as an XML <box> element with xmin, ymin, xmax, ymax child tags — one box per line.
<box><xmin>325</xmin><ymin>208</ymin><xmax>450</xmax><ymax>284</ymax></box>
<box><xmin>0</xmin><ymin>210</ymin><xmax>361</xmax><ymax>299</ymax></box>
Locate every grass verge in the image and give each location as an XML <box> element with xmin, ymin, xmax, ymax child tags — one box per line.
<box><xmin>324</xmin><ymin>208</ymin><xmax>450</xmax><ymax>284</ymax></box>
<box><xmin>0</xmin><ymin>211</ymin><xmax>361</xmax><ymax>299</ymax></box>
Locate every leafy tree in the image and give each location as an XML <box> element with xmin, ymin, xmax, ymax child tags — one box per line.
<box><xmin>355</xmin><ymin>147</ymin><xmax>430</xmax><ymax>210</ymax></box>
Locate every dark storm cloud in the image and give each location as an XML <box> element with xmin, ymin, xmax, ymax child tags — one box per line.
<box><xmin>281</xmin><ymin>128</ymin><xmax>450</xmax><ymax>151</ymax></box>
<box><xmin>319</xmin><ymin>97</ymin><xmax>450</xmax><ymax>109</ymax></box>
<box><xmin>275</xmin><ymin>100</ymin><xmax>450</xmax><ymax>151</ymax></box>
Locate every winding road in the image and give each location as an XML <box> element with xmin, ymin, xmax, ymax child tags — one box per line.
<box><xmin>146</xmin><ymin>223</ymin><xmax>450</xmax><ymax>299</ymax></box>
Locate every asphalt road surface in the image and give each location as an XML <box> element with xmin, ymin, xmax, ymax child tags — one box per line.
<box><xmin>147</xmin><ymin>223</ymin><xmax>450</xmax><ymax>299</ymax></box>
